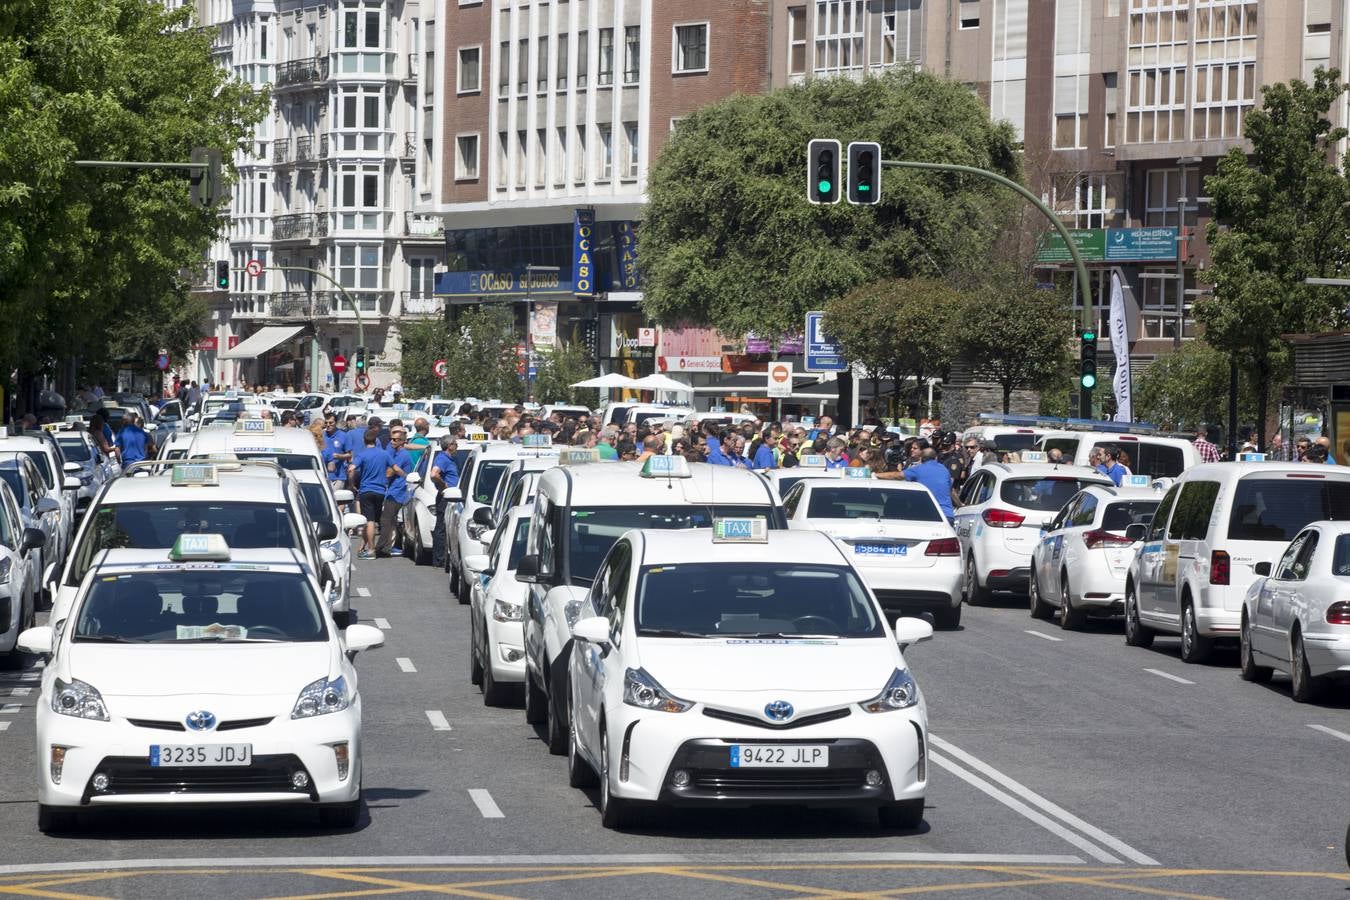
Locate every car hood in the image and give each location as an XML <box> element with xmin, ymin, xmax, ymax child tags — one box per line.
<box><xmin>69</xmin><ymin>643</ymin><xmax>334</xmax><ymax>698</ymax></box>
<box><xmin>636</xmin><ymin>637</ymin><xmax>898</xmax><ymax>694</ymax></box>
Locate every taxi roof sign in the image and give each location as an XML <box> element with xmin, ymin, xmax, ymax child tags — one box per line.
<box><xmin>171</xmin><ymin>463</ymin><xmax>220</xmax><ymax>487</ymax></box>
<box><xmin>559</xmin><ymin>448</ymin><xmax>600</xmax><ymax>465</ymax></box>
<box><xmin>640</xmin><ymin>455</ymin><xmax>691</xmax><ymax>479</ymax></box>
<box><xmin>234</xmin><ymin>418</ymin><xmax>273</xmax><ymax>435</ymax></box>
<box><xmin>712</xmin><ymin>517</ymin><xmax>768</xmax><ymax>543</ymax></box>
<box><xmin>1126</xmin><ymin>474</ymin><xmax>1153</xmax><ymax>487</ymax></box>
<box><xmin>521</xmin><ymin>434</ymin><xmax>553</xmax><ymax>449</ymax></box>
<box><xmin>841</xmin><ymin>466</ymin><xmax>873</xmax><ymax>479</ymax></box>
<box><xmin>1020</xmin><ymin>451</ymin><xmax>1048</xmax><ymax>463</ymax></box>
<box><xmin>799</xmin><ymin>454</ymin><xmax>827</xmax><ymax>468</ymax></box>
<box><xmin>169</xmin><ymin>533</ymin><xmax>231</xmax><ymax>562</ymax></box>
<box><xmin>1239</xmin><ymin>452</ymin><xmax>1267</xmax><ymax>462</ymax></box>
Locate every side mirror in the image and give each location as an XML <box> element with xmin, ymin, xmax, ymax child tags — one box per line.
<box><xmin>464</xmin><ymin>554</ymin><xmax>491</xmax><ymax>575</ymax></box>
<box><xmin>145</xmin><ymin>423</ymin><xmax>158</xmax><ymax>433</ymax></box>
<box><xmin>472</xmin><ymin>507</ymin><xmax>494</xmax><ymax>527</ymax></box>
<box><xmin>35</xmin><ymin>497</ymin><xmax>60</xmax><ymax>515</ymax></box>
<box><xmin>571</xmin><ymin>616</ymin><xmax>612</xmax><ymax>647</ymax></box>
<box><xmin>1124</xmin><ymin>523</ymin><xmax>1149</xmax><ymax>543</ymax></box>
<box><xmin>441</xmin><ymin>486</ymin><xmax>462</xmax><ymax>502</ymax></box>
<box><xmin>343</xmin><ymin>623</ymin><xmax>385</xmax><ymax>653</ymax></box>
<box><xmin>314</xmin><ymin>520</ymin><xmax>339</xmax><ymax>541</ymax></box>
<box><xmin>62</xmin><ymin>462</ymin><xmax>81</xmax><ymax>474</ymax></box>
<box><xmin>515</xmin><ymin>553</ymin><xmax>546</xmax><ymax>584</ymax></box>
<box><xmin>341</xmin><ymin>512</ymin><xmax>367</xmax><ymax>531</ymax></box>
<box><xmin>405</xmin><ymin>472</ymin><xmax>422</xmax><ymax>485</ymax></box>
<box><xmin>333</xmin><ymin>489</ymin><xmax>354</xmax><ymax>504</ymax></box>
<box><xmin>1254</xmin><ymin>561</ymin><xmax>1272</xmax><ymax>577</ymax></box>
<box><xmin>21</xmin><ymin>527</ymin><xmax>46</xmax><ymax>553</ymax></box>
<box><xmin>17</xmin><ymin>625</ymin><xmax>53</xmax><ymax>656</ymax></box>
<box><xmin>43</xmin><ymin>562</ymin><xmax>57</xmax><ymax>596</ymax></box>
<box><xmin>62</xmin><ymin>476</ymin><xmax>81</xmax><ymax>491</ymax></box>
<box><xmin>893</xmin><ymin>616</ymin><xmax>935</xmax><ymax>648</ymax></box>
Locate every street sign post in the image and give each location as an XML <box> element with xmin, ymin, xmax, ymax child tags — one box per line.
<box><xmin>244</xmin><ymin>259</ymin><xmax>263</xmax><ymax>278</ymax></box>
<box><xmin>332</xmin><ymin>354</ymin><xmax>347</xmax><ymax>375</ymax></box>
<box><xmin>433</xmin><ymin>359</ymin><xmax>448</xmax><ymax>379</ymax></box>
<box><xmin>804</xmin><ymin>312</ymin><xmax>847</xmax><ymax>372</ymax></box>
<box><xmin>355</xmin><ymin>373</ymin><xmax>371</xmax><ymax>392</ymax></box>
<box><xmin>767</xmin><ymin>361</ymin><xmax>793</xmax><ymax>399</ymax></box>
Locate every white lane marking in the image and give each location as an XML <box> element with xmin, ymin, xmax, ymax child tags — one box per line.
<box><xmin>0</xmin><ymin>852</ymin><xmax>1085</xmax><ymax>876</ymax></box>
<box><xmin>396</xmin><ymin>657</ymin><xmax>417</xmax><ymax>673</ymax></box>
<box><xmin>929</xmin><ymin>735</ymin><xmax>1159</xmax><ymax>867</ymax></box>
<box><xmin>11</xmin><ymin>687</ymin><xmax>30</xmax><ymax>697</ymax></box>
<box><xmin>373</xmin><ymin>617</ymin><xmax>391</xmax><ymax>630</ymax></box>
<box><xmin>0</xmin><ymin>704</ymin><xmax>19</xmax><ymax>714</ymax></box>
<box><xmin>1024</xmin><ymin>630</ymin><xmax>1063</xmax><ymax>643</ymax></box>
<box><xmin>425</xmin><ymin>710</ymin><xmax>452</xmax><ymax>731</ymax></box>
<box><xmin>929</xmin><ymin>751</ymin><xmax>1120</xmax><ymax>865</ymax></box>
<box><xmin>355</xmin><ymin>587</ymin><xmax>371</xmax><ymax>598</ymax></box>
<box><xmin>467</xmin><ymin>789</ymin><xmax>505</xmax><ymax>819</ymax></box>
<box><xmin>1307</xmin><ymin>723</ymin><xmax>1350</xmax><ymax>744</ymax></box>
<box><xmin>1143</xmin><ymin>668</ymin><xmax>1194</xmax><ymax>685</ymax></box>
<box><xmin>0</xmin><ymin>721</ymin><xmax>9</xmax><ymax>733</ymax></box>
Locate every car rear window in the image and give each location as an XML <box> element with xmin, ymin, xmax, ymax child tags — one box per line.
<box><xmin>992</xmin><ymin>433</ymin><xmax>1038</xmax><ymax>452</ymax></box>
<box><xmin>1333</xmin><ymin>534</ymin><xmax>1350</xmax><ymax>576</ymax></box>
<box><xmin>806</xmin><ymin>486</ymin><xmax>942</xmax><ymax>522</ymax></box>
<box><xmin>1094</xmin><ymin>441</ymin><xmax>1186</xmax><ymax>480</ymax></box>
<box><xmin>1227</xmin><ymin>477</ymin><xmax>1350</xmax><ymax>542</ymax></box>
<box><xmin>1102</xmin><ymin>500</ymin><xmax>1160</xmax><ymax>532</ymax></box>
<box><xmin>1000</xmin><ymin>477</ymin><xmax>1101</xmax><ymax>512</ymax></box>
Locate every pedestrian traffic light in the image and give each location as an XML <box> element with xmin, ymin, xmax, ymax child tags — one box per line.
<box><xmin>215</xmin><ymin>260</ymin><xmax>230</xmax><ymax>290</ymax></box>
<box><xmin>1079</xmin><ymin>327</ymin><xmax>1098</xmax><ymax>390</ymax></box>
<box><xmin>847</xmin><ymin>141</ymin><xmax>882</xmax><ymax>205</ymax></box>
<box><xmin>354</xmin><ymin>346</ymin><xmax>367</xmax><ymax>372</ymax></box>
<box><xmin>807</xmin><ymin>139</ymin><xmax>841</xmax><ymax>205</ymax></box>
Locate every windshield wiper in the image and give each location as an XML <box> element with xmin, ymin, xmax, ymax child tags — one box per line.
<box><xmin>72</xmin><ymin>635</ymin><xmax>145</xmax><ymax>643</ymax></box>
<box><xmin>637</xmin><ymin>628</ymin><xmax>711</xmax><ymax>639</ymax></box>
<box><xmin>731</xmin><ymin>632</ymin><xmax>841</xmax><ymax>640</ymax></box>
<box><xmin>174</xmin><ymin>637</ymin><xmax>285</xmax><ymax>643</ymax></box>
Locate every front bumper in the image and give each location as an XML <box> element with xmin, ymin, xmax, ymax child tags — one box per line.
<box><xmin>487</xmin><ymin>615</ymin><xmax>526</xmax><ymax>683</ymax></box>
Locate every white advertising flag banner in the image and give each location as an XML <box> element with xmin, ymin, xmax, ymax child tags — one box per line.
<box><xmin>1109</xmin><ymin>271</ymin><xmax>1132</xmax><ymax>422</ymax></box>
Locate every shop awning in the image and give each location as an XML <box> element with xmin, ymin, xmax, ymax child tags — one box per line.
<box><xmin>219</xmin><ymin>326</ymin><xmax>305</xmax><ymax>360</ymax></box>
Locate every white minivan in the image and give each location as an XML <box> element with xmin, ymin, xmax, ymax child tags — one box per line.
<box><xmin>1038</xmin><ymin>431</ymin><xmax>1198</xmax><ymax>481</ymax></box>
<box><xmin>1124</xmin><ymin>462</ymin><xmax>1350</xmax><ymax>663</ymax></box>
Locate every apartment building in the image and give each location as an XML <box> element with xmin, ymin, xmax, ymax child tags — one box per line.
<box><xmin>186</xmin><ymin>0</ymin><xmax>443</xmax><ymax>390</ymax></box>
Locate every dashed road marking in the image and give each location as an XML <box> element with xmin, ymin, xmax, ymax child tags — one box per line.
<box><xmin>1307</xmin><ymin>723</ymin><xmax>1350</xmax><ymax>743</ymax></box>
<box><xmin>1024</xmin><ymin>630</ymin><xmax>1063</xmax><ymax>643</ymax></box>
<box><xmin>1143</xmin><ymin>668</ymin><xmax>1194</xmax><ymax>685</ymax></box>
<box><xmin>396</xmin><ymin>657</ymin><xmax>417</xmax><ymax>673</ymax></box>
<box><xmin>355</xmin><ymin>587</ymin><xmax>371</xmax><ymax>598</ymax></box>
<box><xmin>0</xmin><ymin>722</ymin><xmax>10</xmax><ymax>733</ymax></box>
<box><xmin>425</xmin><ymin>710</ymin><xmax>452</xmax><ymax>731</ymax></box>
<box><xmin>11</xmin><ymin>687</ymin><xmax>30</xmax><ymax>697</ymax></box>
<box><xmin>373</xmin><ymin>617</ymin><xmax>391</xmax><ymax>629</ymax></box>
<box><xmin>467</xmin><ymin>789</ymin><xmax>505</xmax><ymax>819</ymax></box>
<box><xmin>0</xmin><ymin>704</ymin><xmax>19</xmax><ymax>714</ymax></box>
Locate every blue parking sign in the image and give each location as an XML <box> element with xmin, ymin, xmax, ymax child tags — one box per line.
<box><xmin>805</xmin><ymin>311</ymin><xmax>847</xmax><ymax>372</ymax></box>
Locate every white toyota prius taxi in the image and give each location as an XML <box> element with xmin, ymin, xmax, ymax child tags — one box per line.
<box><xmin>18</xmin><ymin>534</ymin><xmax>384</xmax><ymax>833</ymax></box>
<box><xmin>565</xmin><ymin>523</ymin><xmax>933</xmax><ymax>830</ymax></box>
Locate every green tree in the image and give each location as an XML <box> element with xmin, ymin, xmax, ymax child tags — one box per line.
<box><xmin>398</xmin><ymin>307</ymin><xmax>524</xmax><ymax>401</ymax></box>
<box><xmin>956</xmin><ymin>275</ymin><xmax>1073</xmax><ymax>413</ymax></box>
<box><xmin>1132</xmin><ymin>338</ymin><xmax>1273</xmax><ymax>432</ymax></box>
<box><xmin>397</xmin><ymin>320</ymin><xmax>456</xmax><ymax>398</ymax></box>
<box><xmin>531</xmin><ymin>341</ymin><xmax>599</xmax><ymax>407</ymax></box>
<box><xmin>1199</xmin><ymin>67</ymin><xmax>1350</xmax><ymax>449</ymax></box>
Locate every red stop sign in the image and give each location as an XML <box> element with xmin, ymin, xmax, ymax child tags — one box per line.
<box><xmin>332</xmin><ymin>354</ymin><xmax>347</xmax><ymax>374</ymax></box>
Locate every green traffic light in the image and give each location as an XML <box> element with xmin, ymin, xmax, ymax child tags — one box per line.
<box><xmin>1081</xmin><ymin>373</ymin><xmax>1097</xmax><ymax>389</ymax></box>
<box><xmin>858</xmin><ymin>184</ymin><xmax>871</xmax><ymax>192</ymax></box>
<box><xmin>818</xmin><ymin>180</ymin><xmax>832</xmax><ymax>193</ymax></box>
<box><xmin>1082</xmin><ymin>330</ymin><xmax>1096</xmax><ymax>341</ymax></box>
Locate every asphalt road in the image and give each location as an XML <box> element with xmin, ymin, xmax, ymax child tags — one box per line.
<box><xmin>0</xmin><ymin>555</ymin><xmax>1346</xmax><ymax>898</ymax></box>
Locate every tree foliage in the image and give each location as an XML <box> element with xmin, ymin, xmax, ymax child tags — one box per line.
<box><xmin>1199</xmin><ymin>67</ymin><xmax>1350</xmax><ymax>446</ymax></box>
<box><xmin>0</xmin><ymin>0</ymin><xmax>266</xmax><ymax>388</ymax></box>
<box><xmin>956</xmin><ymin>274</ymin><xmax>1074</xmax><ymax>413</ymax></box>
<box><xmin>398</xmin><ymin>307</ymin><xmax>524</xmax><ymax>400</ymax></box>
<box><xmin>531</xmin><ymin>341</ymin><xmax>598</xmax><ymax>407</ymax></box>
<box><xmin>641</xmin><ymin>70</ymin><xmax>1020</xmax><ymax>338</ymax></box>
<box><xmin>1132</xmin><ymin>338</ymin><xmax>1273</xmax><ymax>431</ymax></box>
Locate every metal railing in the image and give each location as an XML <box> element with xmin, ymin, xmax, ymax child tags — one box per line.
<box><xmin>401</xmin><ymin>293</ymin><xmax>443</xmax><ymax>317</ymax></box>
<box><xmin>276</xmin><ymin>56</ymin><xmax>329</xmax><ymax>88</ymax></box>
<box><xmin>404</xmin><ymin>211</ymin><xmax>443</xmax><ymax>237</ymax></box>
<box><xmin>295</xmin><ymin>135</ymin><xmax>316</xmax><ymax>163</ymax></box>
<box><xmin>269</xmin><ymin>292</ymin><xmax>331</xmax><ymax>319</ymax></box>
<box><xmin>402</xmin><ymin>131</ymin><xmax>417</xmax><ymax>159</ymax></box>
<box><xmin>272</xmin><ymin>212</ymin><xmax>327</xmax><ymax>240</ymax></box>
<box><xmin>272</xmin><ymin>138</ymin><xmax>291</xmax><ymax>165</ymax></box>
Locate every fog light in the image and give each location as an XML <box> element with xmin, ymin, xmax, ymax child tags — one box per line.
<box><xmin>49</xmin><ymin>746</ymin><xmax>66</xmax><ymax>785</ymax></box>
<box><xmin>671</xmin><ymin>769</ymin><xmax>691</xmax><ymax>788</ymax></box>
<box><xmin>291</xmin><ymin>770</ymin><xmax>310</xmax><ymax>789</ymax></box>
<box><xmin>332</xmin><ymin>743</ymin><xmax>350</xmax><ymax>781</ymax></box>
<box><xmin>91</xmin><ymin>772</ymin><xmax>110</xmax><ymax>792</ymax></box>
<box><xmin>865</xmin><ymin>769</ymin><xmax>883</xmax><ymax>787</ymax></box>
<box><xmin>500</xmin><ymin>645</ymin><xmax>524</xmax><ymax>663</ymax></box>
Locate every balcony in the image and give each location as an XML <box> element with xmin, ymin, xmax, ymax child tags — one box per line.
<box><xmin>404</xmin><ymin>211</ymin><xmax>443</xmax><ymax>239</ymax></box>
<box><xmin>276</xmin><ymin>56</ymin><xmax>329</xmax><ymax>89</ymax></box>
<box><xmin>268</xmin><ymin>292</ymin><xmax>331</xmax><ymax>319</ymax></box>
<box><xmin>296</xmin><ymin>135</ymin><xmax>318</xmax><ymax>164</ymax></box>
<box><xmin>401</xmin><ymin>293</ymin><xmax>444</xmax><ymax>317</ymax></box>
<box><xmin>272</xmin><ymin>138</ymin><xmax>291</xmax><ymax>165</ymax></box>
<box><xmin>272</xmin><ymin>212</ymin><xmax>328</xmax><ymax>241</ymax></box>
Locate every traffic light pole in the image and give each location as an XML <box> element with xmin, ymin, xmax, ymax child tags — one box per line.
<box><xmin>879</xmin><ymin>159</ymin><xmax>1097</xmax><ymax>418</ymax></box>
<box><xmin>268</xmin><ymin>265</ymin><xmax>365</xmax><ymax>392</ymax></box>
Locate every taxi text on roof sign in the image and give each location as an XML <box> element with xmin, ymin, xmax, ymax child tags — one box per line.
<box><xmin>841</xmin><ymin>467</ymin><xmax>873</xmax><ymax>479</ymax></box>
<box><xmin>171</xmin><ymin>464</ymin><xmax>220</xmax><ymax>487</ymax></box>
<box><xmin>712</xmin><ymin>517</ymin><xmax>768</xmax><ymax>543</ymax></box>
<box><xmin>169</xmin><ymin>533</ymin><xmax>231</xmax><ymax>562</ymax></box>
<box><xmin>640</xmin><ymin>455</ymin><xmax>691</xmax><ymax>478</ymax></box>
<box><xmin>799</xmin><ymin>454</ymin><xmax>827</xmax><ymax>468</ymax></box>
<box><xmin>235</xmin><ymin>418</ymin><xmax>273</xmax><ymax>435</ymax></box>
<box><xmin>521</xmin><ymin>434</ymin><xmax>553</xmax><ymax>449</ymax></box>
<box><xmin>559</xmin><ymin>448</ymin><xmax>600</xmax><ymax>465</ymax></box>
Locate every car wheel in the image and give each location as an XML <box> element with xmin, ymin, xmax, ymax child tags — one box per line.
<box><xmin>964</xmin><ymin>556</ymin><xmax>991</xmax><ymax>606</ymax></box>
<box><xmin>37</xmin><ymin>805</ymin><xmax>77</xmax><ymax>834</ymax></box>
<box><xmin>469</xmin><ymin>619</ymin><xmax>484</xmax><ymax>687</ymax></box>
<box><xmin>878</xmin><ymin>798</ymin><xmax>925</xmax><ymax>830</ymax></box>
<box><xmin>524</xmin><ymin>670</ymin><xmax>547</xmax><ymax>725</ymax></box>
<box><xmin>546</xmin><ymin>679</ymin><xmax>569</xmax><ymax>755</ymax></box>
<box><xmin>1124</xmin><ymin>585</ymin><xmax>1154</xmax><ymax>648</ymax></box>
<box><xmin>1289</xmin><ymin>630</ymin><xmax>1323</xmax><ymax>703</ymax></box>
<box><xmin>482</xmin><ymin>645</ymin><xmax>516</xmax><ymax>708</ymax></box>
<box><xmin>1028</xmin><ymin>574</ymin><xmax>1053</xmax><ymax>620</ymax></box>
<box><xmin>568</xmin><ymin>717</ymin><xmax>598</xmax><ymax>788</ymax></box>
<box><xmin>1179</xmin><ymin>599</ymin><xmax>1212</xmax><ymax>664</ymax></box>
<box><xmin>933</xmin><ymin>602</ymin><xmax>961</xmax><ymax>630</ymax></box>
<box><xmin>318</xmin><ymin>797</ymin><xmax>362</xmax><ymax>829</ymax></box>
<box><xmin>456</xmin><ymin>568</ymin><xmax>470</xmax><ymax>606</ymax></box>
<box><xmin>1059</xmin><ymin>573</ymin><xmax>1086</xmax><ymax>630</ymax></box>
<box><xmin>1239</xmin><ymin>616</ymin><xmax>1273</xmax><ymax>683</ymax></box>
<box><xmin>598</xmin><ymin>724</ymin><xmax>638</xmax><ymax>830</ymax></box>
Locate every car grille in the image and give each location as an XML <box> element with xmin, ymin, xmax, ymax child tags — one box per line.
<box><xmin>217</xmin><ymin>717</ymin><xmax>275</xmax><ymax>731</ymax></box>
<box><xmin>701</xmin><ymin>706</ymin><xmax>851</xmax><ymax>731</ymax></box>
<box><xmin>125</xmin><ymin>716</ymin><xmax>276</xmax><ymax>733</ymax></box>
<box><xmin>691</xmin><ymin>769</ymin><xmax>869</xmax><ymax>792</ymax></box>
<box><xmin>86</xmin><ymin>754</ymin><xmax>315</xmax><ymax>801</ymax></box>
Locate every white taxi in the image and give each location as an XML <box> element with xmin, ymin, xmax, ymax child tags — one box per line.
<box><xmin>18</xmin><ymin>534</ymin><xmax>383</xmax><ymax>832</ymax></box>
<box><xmin>760</xmin><ymin>454</ymin><xmax>843</xmax><ymax>499</ymax></box>
<box><xmin>783</xmin><ymin>472</ymin><xmax>964</xmax><ymax>628</ymax></box>
<box><xmin>466</xmin><ymin>503</ymin><xmax>534</xmax><ymax>706</ymax></box>
<box><xmin>566</xmin><ymin>524</ymin><xmax>932</xmax><ymax>830</ymax></box>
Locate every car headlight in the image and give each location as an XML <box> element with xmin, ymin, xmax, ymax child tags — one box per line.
<box><xmin>52</xmin><ymin>678</ymin><xmax>109</xmax><ymax>721</ymax></box>
<box><xmin>622</xmin><ymin>668</ymin><xmax>693</xmax><ymax>713</ymax></box>
<box><xmin>291</xmin><ymin>675</ymin><xmax>350</xmax><ymax>719</ymax></box>
<box><xmin>859</xmin><ymin>669</ymin><xmax>920</xmax><ymax>713</ymax></box>
<box><xmin>492</xmin><ymin>598</ymin><xmax>523</xmax><ymax>623</ymax></box>
<box><xmin>0</xmin><ymin>557</ymin><xmax>10</xmax><ymax>584</ymax></box>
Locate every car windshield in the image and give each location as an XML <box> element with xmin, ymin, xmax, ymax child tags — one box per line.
<box><xmin>223</xmin><ymin>452</ymin><xmax>322</xmax><ymax>474</ymax></box>
<box><xmin>73</xmin><ymin>570</ymin><xmax>325</xmax><ymax>643</ymax></box>
<box><xmin>1001</xmin><ymin>477</ymin><xmax>1103</xmax><ymax>512</ymax></box>
<box><xmin>1102</xmin><ymin>500</ymin><xmax>1160</xmax><ymax>532</ymax></box>
<box><xmin>473</xmin><ymin>460</ymin><xmax>511</xmax><ymax>504</ymax></box>
<box><xmin>806</xmin><ymin>486</ymin><xmax>941</xmax><ymax>521</ymax></box>
<box><xmin>0</xmin><ymin>451</ymin><xmax>52</xmax><ymax>488</ymax></box>
<box><xmin>69</xmin><ymin>502</ymin><xmax>302</xmax><ymax>583</ymax></box>
<box><xmin>56</xmin><ymin>439</ymin><xmax>92</xmax><ymax>462</ymax></box>
<box><xmin>568</xmin><ymin>505</ymin><xmax>773</xmax><ymax>584</ymax></box>
<box><xmin>0</xmin><ymin>470</ymin><xmax>27</xmax><ymax>508</ymax></box>
<box><xmin>1227</xmin><ymin>477</ymin><xmax>1350</xmax><ymax>542</ymax></box>
<box><xmin>636</xmin><ymin>563</ymin><xmax>883</xmax><ymax>638</ymax></box>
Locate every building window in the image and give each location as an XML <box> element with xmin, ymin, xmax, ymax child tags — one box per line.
<box><xmin>535</xmin><ymin>128</ymin><xmax>547</xmax><ymax>187</ymax></box>
<box><xmin>1104</xmin><ymin>72</ymin><xmax>1118</xmax><ymax>147</ymax></box>
<box><xmin>674</xmin><ymin>23</ymin><xmax>708</xmax><ymax>73</ymax></box>
<box><xmin>340</xmin><ymin>3</ymin><xmax>383</xmax><ymax>50</ymax></box>
<box><xmin>1140</xmin><ymin>267</ymin><xmax>1195</xmax><ymax>339</ymax></box>
<box><xmin>597</xmin><ymin>123</ymin><xmax>613</xmax><ymax>181</ymax></box>
<box><xmin>624</xmin><ymin>122</ymin><xmax>639</xmax><ymax>178</ymax></box>
<box><xmin>553</xmin><ymin>126</ymin><xmax>567</xmax><ymax>185</ymax></box>
<box><xmin>991</xmin><ymin>0</ymin><xmax>1028</xmax><ymax>139</ymax></box>
<box><xmin>337</xmin><ymin>165</ymin><xmax>381</xmax><ymax>209</ymax></box>
<box><xmin>458</xmin><ymin>47</ymin><xmax>481</xmax><ymax>93</ymax></box>
<box><xmin>623</xmin><ymin>26</ymin><xmax>641</xmax><ymax>83</ymax></box>
<box><xmin>879</xmin><ymin>0</ymin><xmax>921</xmax><ymax>68</ymax></box>
<box><xmin>408</xmin><ymin>258</ymin><xmax>436</xmax><ymax>298</ymax></box>
<box><xmin>517</xmin><ymin>38</ymin><xmax>528</xmax><ymax>95</ymax></box>
<box><xmin>498</xmin><ymin>41</ymin><xmax>510</xmax><ymax>97</ymax></box>
<box><xmin>257</xmin><ymin>172</ymin><xmax>268</xmax><ymax>214</ymax></box>
<box><xmin>1126</xmin><ymin>0</ymin><xmax>1190</xmax><ymax>143</ymax></box>
<box><xmin>1053</xmin><ymin>75</ymin><xmax>1089</xmax><ymax>149</ymax></box>
<box><xmin>556</xmin><ymin>34</ymin><xmax>569</xmax><ymax>89</ymax></box>
<box><xmin>1052</xmin><ymin>172</ymin><xmax>1121</xmax><ymax>229</ymax></box>
<box><xmin>337</xmin><ymin>244</ymin><xmax>382</xmax><ymax>292</ymax></box>
<box><xmin>577</xmin><ymin>30</ymin><xmax>589</xmax><ymax>87</ymax></box>
<box><xmin>1144</xmin><ymin>167</ymin><xmax>1199</xmax><ymax>227</ymax></box>
<box><xmin>456</xmin><ymin>134</ymin><xmax>479</xmax><ymax>180</ymax></box>
<box><xmin>814</xmin><ymin>0</ymin><xmax>864</xmax><ymax>75</ymax></box>
<box><xmin>959</xmin><ymin>0</ymin><xmax>980</xmax><ymax>28</ymax></box>
<box><xmin>1053</xmin><ymin>0</ymin><xmax>1089</xmax><ymax>148</ymax></box>
<box><xmin>788</xmin><ymin>7</ymin><xmax>807</xmax><ymax>75</ymax></box>
<box><xmin>574</xmin><ymin>124</ymin><xmax>587</xmax><ymax>183</ymax></box>
<box><xmin>598</xmin><ymin>28</ymin><xmax>614</xmax><ymax>86</ymax></box>
<box><xmin>537</xmin><ymin>35</ymin><xmax>550</xmax><ymax>93</ymax></box>
<box><xmin>1192</xmin><ymin>1</ymin><xmax>1258</xmax><ymax>140</ymax></box>
<box><xmin>496</xmin><ymin>132</ymin><xmax>509</xmax><ymax>190</ymax></box>
<box><xmin>515</xmin><ymin>130</ymin><xmax>527</xmax><ymax>188</ymax></box>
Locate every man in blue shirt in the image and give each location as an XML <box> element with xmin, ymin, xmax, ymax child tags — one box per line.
<box><xmin>903</xmin><ymin>448</ymin><xmax>955</xmax><ymax>520</ymax></box>
<box><xmin>348</xmin><ymin>428</ymin><xmax>393</xmax><ymax>559</ymax></box>
<box><xmin>117</xmin><ymin>413</ymin><xmax>154</xmax><ymax>466</ymax></box>
<box><xmin>430</xmin><ymin>435</ymin><xmax>460</xmax><ymax>569</ymax></box>
<box><xmin>823</xmin><ymin>437</ymin><xmax>850</xmax><ymax>470</ymax></box>
<box><xmin>1096</xmin><ymin>446</ymin><xmax>1127</xmax><ymax>487</ymax></box>
<box><xmin>322</xmin><ymin>414</ymin><xmax>350</xmax><ymax>488</ymax></box>
<box><xmin>376</xmin><ymin>426</ymin><xmax>415</xmax><ymax>558</ymax></box>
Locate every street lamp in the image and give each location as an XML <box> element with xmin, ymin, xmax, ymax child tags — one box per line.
<box><xmin>524</xmin><ymin>264</ymin><xmax>561</xmax><ymax>401</ymax></box>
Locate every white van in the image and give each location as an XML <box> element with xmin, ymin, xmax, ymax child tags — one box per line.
<box><xmin>600</xmin><ymin>404</ymin><xmax>695</xmax><ymax>428</ymax></box>
<box><xmin>1038</xmin><ymin>431</ymin><xmax>1198</xmax><ymax>480</ymax></box>
<box><xmin>1124</xmin><ymin>462</ymin><xmax>1350</xmax><ymax>663</ymax></box>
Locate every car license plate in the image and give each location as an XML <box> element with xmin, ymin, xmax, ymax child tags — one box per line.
<box><xmin>150</xmin><ymin>744</ymin><xmax>252</xmax><ymax>767</ymax></box>
<box><xmin>730</xmin><ymin>745</ymin><xmax>829</xmax><ymax>768</ymax></box>
<box><xmin>853</xmin><ymin>543</ymin><xmax>906</xmax><ymax>556</ymax></box>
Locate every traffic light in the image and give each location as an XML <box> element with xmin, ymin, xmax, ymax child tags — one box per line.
<box><xmin>847</xmin><ymin>141</ymin><xmax>882</xmax><ymax>205</ymax></box>
<box><xmin>215</xmin><ymin>260</ymin><xmax>230</xmax><ymax>290</ymax></box>
<box><xmin>190</xmin><ymin>147</ymin><xmax>224</xmax><ymax>208</ymax></box>
<box><xmin>1079</xmin><ymin>327</ymin><xmax>1098</xmax><ymax>390</ymax></box>
<box><xmin>354</xmin><ymin>346</ymin><xmax>367</xmax><ymax>372</ymax></box>
<box><xmin>807</xmin><ymin>139</ymin><xmax>841</xmax><ymax>205</ymax></box>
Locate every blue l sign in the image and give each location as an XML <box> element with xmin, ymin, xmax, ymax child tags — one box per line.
<box><xmin>805</xmin><ymin>312</ymin><xmax>847</xmax><ymax>372</ymax></box>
